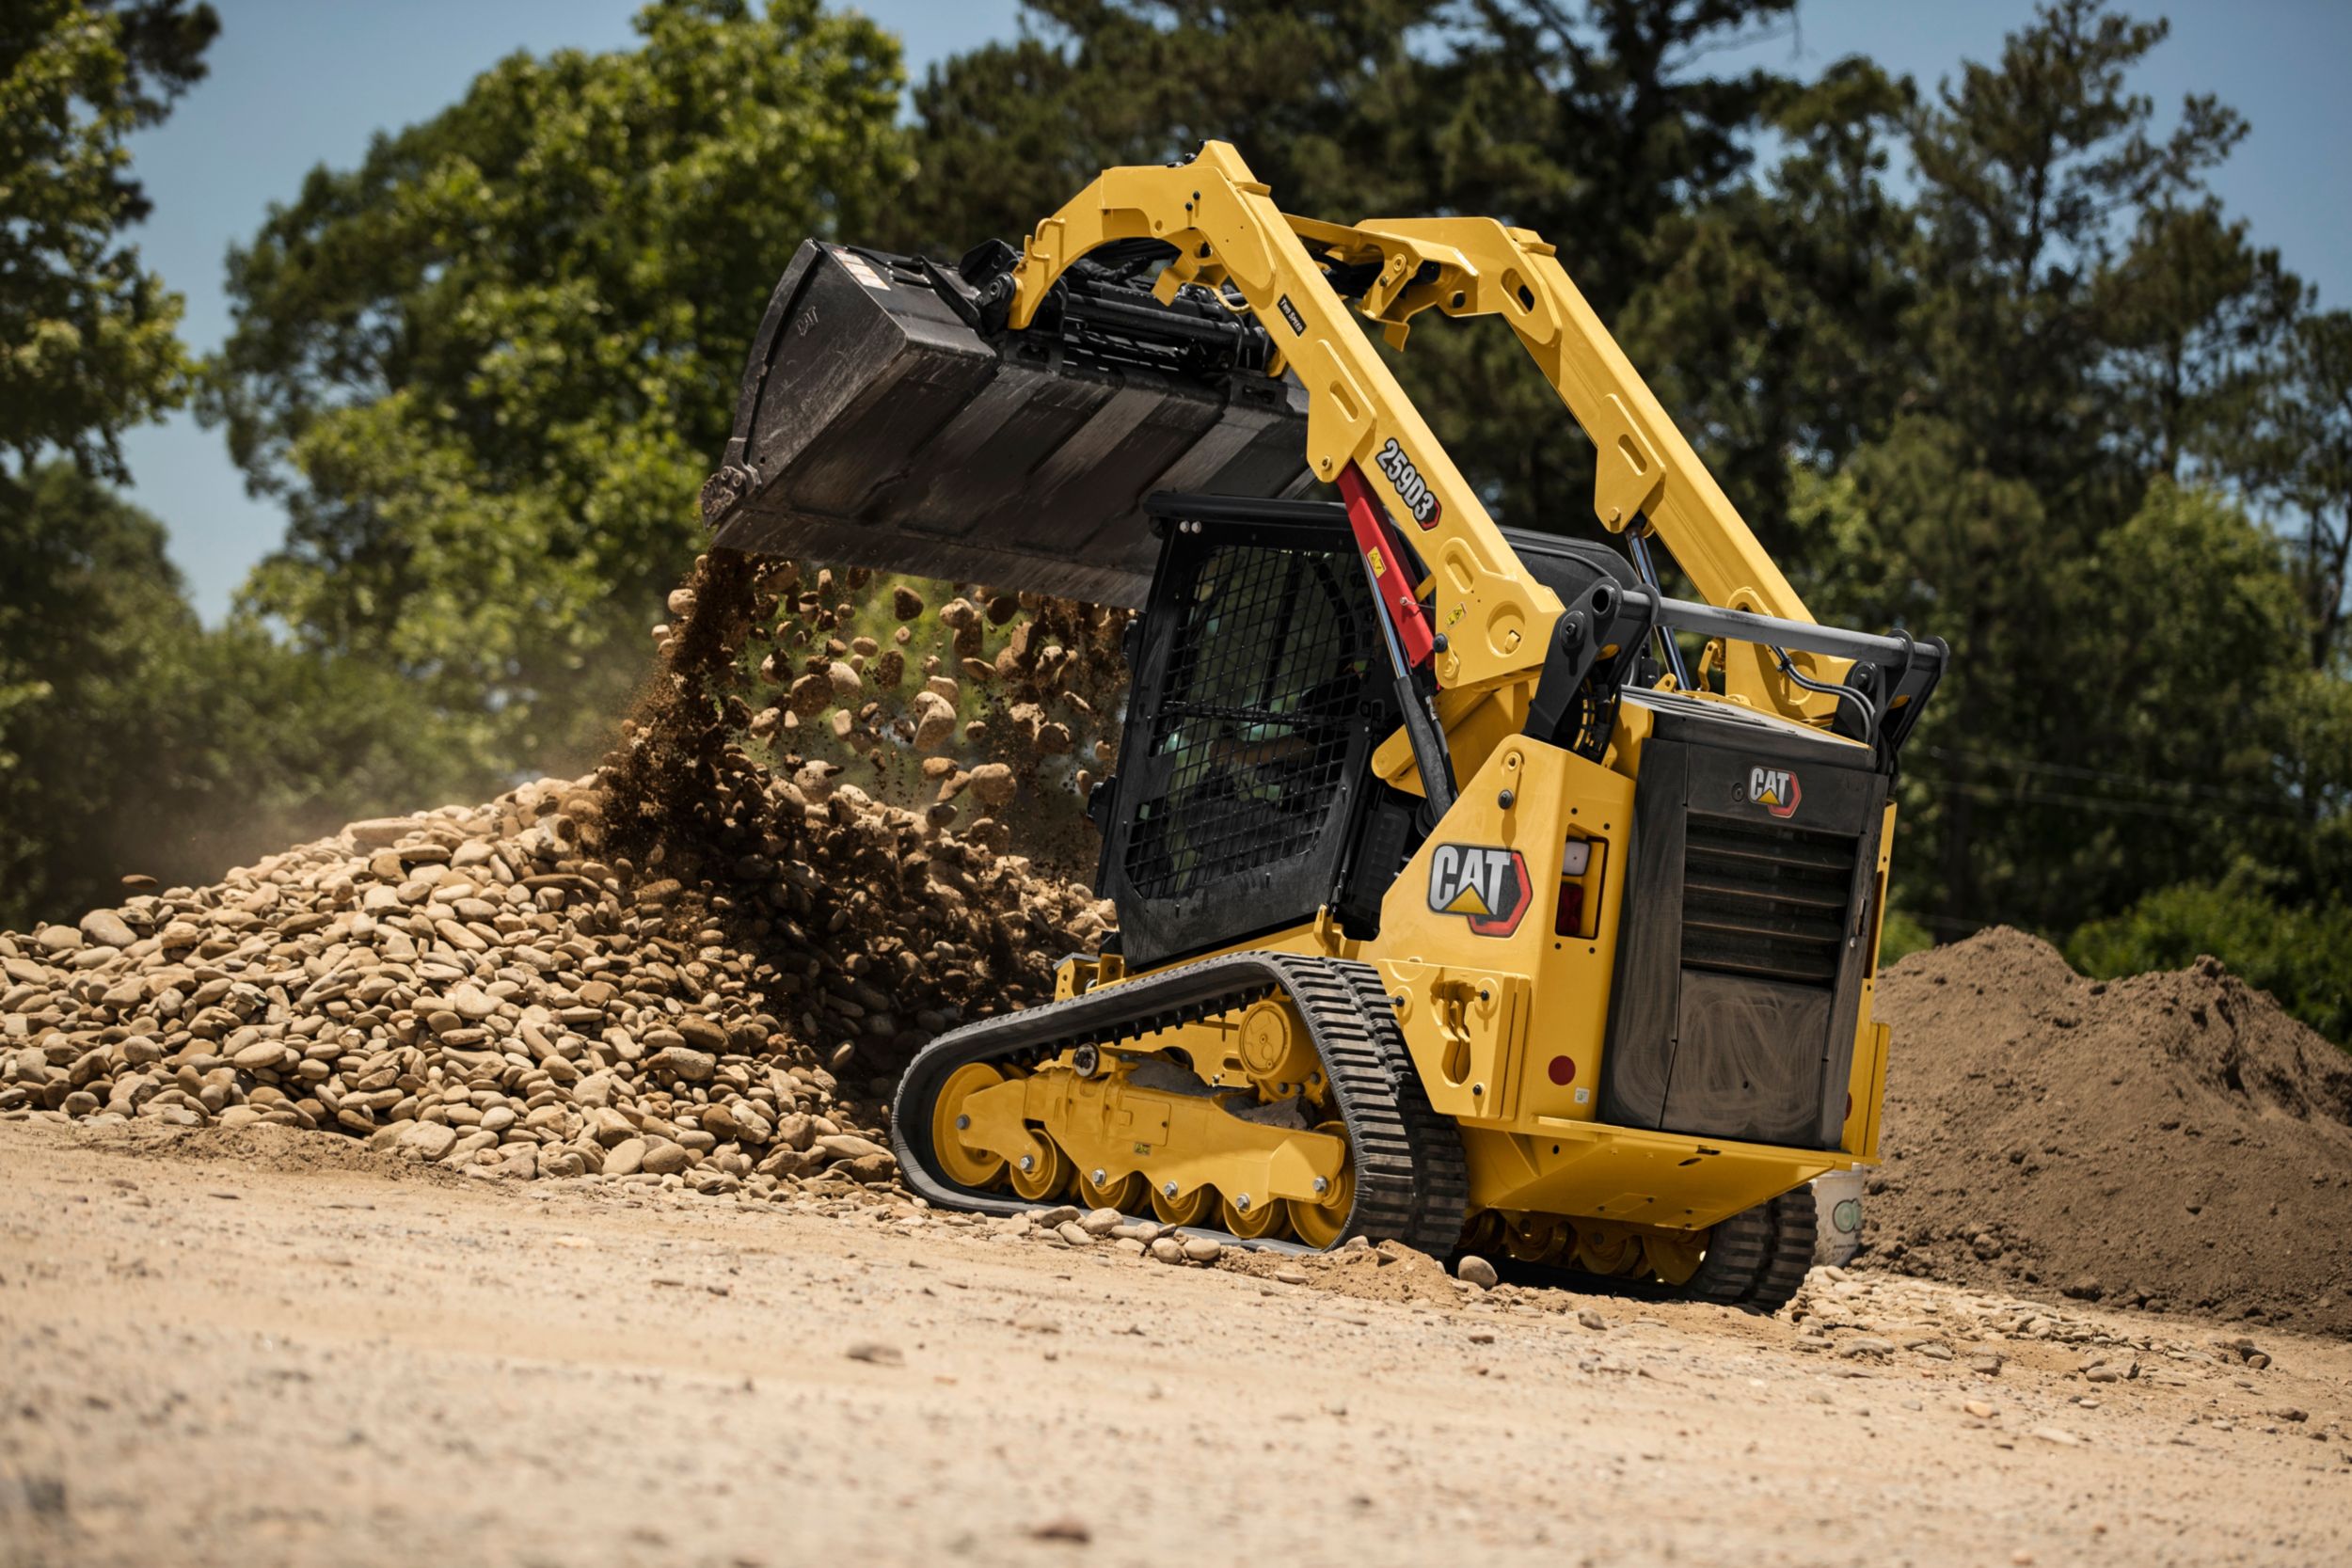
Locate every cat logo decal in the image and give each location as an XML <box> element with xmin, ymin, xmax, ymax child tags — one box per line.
<box><xmin>1748</xmin><ymin>766</ymin><xmax>1803</xmax><ymax>818</ymax></box>
<box><xmin>1426</xmin><ymin>844</ymin><xmax>1531</xmax><ymax>937</ymax></box>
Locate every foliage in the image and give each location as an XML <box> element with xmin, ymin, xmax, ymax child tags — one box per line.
<box><xmin>0</xmin><ymin>465</ymin><xmax>470</xmax><ymax>927</ymax></box>
<box><xmin>898</xmin><ymin>0</ymin><xmax>1801</xmax><ymax>530</ymax></box>
<box><xmin>2068</xmin><ymin>869</ymin><xmax>2352</xmax><ymax>1047</ymax></box>
<box><xmin>207</xmin><ymin>0</ymin><xmax>913</xmax><ymax>770</ymax></box>
<box><xmin>1876</xmin><ymin>906</ymin><xmax>1933</xmax><ymax>970</ymax></box>
<box><xmin>0</xmin><ymin>0</ymin><xmax>216</xmax><ymax>479</ymax></box>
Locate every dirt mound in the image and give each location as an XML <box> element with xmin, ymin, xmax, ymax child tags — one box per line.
<box><xmin>1868</xmin><ymin>927</ymin><xmax>2352</xmax><ymax>1336</ymax></box>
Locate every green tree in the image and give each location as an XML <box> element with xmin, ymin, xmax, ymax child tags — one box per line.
<box><xmin>2223</xmin><ymin>307</ymin><xmax>2352</xmax><ymax>673</ymax></box>
<box><xmin>2069</xmin><ymin>869</ymin><xmax>2352</xmax><ymax>1046</ymax></box>
<box><xmin>1</xmin><ymin>0</ymin><xmax>217</xmax><ymax>477</ymax></box>
<box><xmin>0</xmin><ymin>464</ymin><xmax>466</xmax><ymax>926</ymax></box>
<box><xmin>1621</xmin><ymin>55</ymin><xmax>1921</xmax><ymax>550</ymax></box>
<box><xmin>897</xmin><ymin>0</ymin><xmax>1802</xmax><ymax>530</ymax></box>
<box><xmin>889</xmin><ymin>0</ymin><xmax>1439</xmax><ymax>255</ymax></box>
<box><xmin>209</xmin><ymin>0</ymin><xmax>913</xmax><ymax>770</ymax></box>
<box><xmin>1801</xmin><ymin>2</ymin><xmax>2275</xmax><ymax>934</ymax></box>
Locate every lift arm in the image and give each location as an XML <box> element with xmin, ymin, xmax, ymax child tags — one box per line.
<box><xmin>1005</xmin><ymin>143</ymin><xmax>1562</xmax><ymax>696</ymax></box>
<box><xmin>1006</xmin><ymin>141</ymin><xmax>1835</xmax><ymax>723</ymax></box>
<box><xmin>1295</xmin><ymin>214</ymin><xmax>1840</xmax><ymax>721</ymax></box>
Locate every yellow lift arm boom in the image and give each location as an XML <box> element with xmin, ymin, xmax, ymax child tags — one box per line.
<box><xmin>1005</xmin><ymin>140</ymin><xmax>1835</xmax><ymax>722</ymax></box>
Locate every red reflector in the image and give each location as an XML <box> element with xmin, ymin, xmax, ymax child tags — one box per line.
<box><xmin>1553</xmin><ymin>882</ymin><xmax>1584</xmax><ymax>937</ymax></box>
<box><xmin>1845</xmin><ymin>1093</ymin><xmax>1853</xmax><ymax>1120</ymax></box>
<box><xmin>1548</xmin><ymin>1054</ymin><xmax>1576</xmax><ymax>1086</ymax></box>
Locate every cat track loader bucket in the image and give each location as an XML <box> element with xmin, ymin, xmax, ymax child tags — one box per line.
<box><xmin>699</xmin><ymin>239</ymin><xmax>1315</xmax><ymax>607</ymax></box>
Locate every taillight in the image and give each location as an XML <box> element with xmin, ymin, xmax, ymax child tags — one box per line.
<box><xmin>1553</xmin><ymin>881</ymin><xmax>1585</xmax><ymax>937</ymax></box>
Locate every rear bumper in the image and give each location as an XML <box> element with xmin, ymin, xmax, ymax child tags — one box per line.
<box><xmin>1461</xmin><ymin>1117</ymin><xmax>1859</xmax><ymax>1232</ymax></box>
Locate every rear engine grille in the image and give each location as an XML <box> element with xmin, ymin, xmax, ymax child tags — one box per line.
<box><xmin>1678</xmin><ymin>814</ymin><xmax>1862</xmax><ymax>987</ymax></box>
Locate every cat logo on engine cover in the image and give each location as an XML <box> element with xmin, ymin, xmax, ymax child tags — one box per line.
<box><xmin>1747</xmin><ymin>766</ymin><xmax>1803</xmax><ymax>818</ymax></box>
<box><xmin>1427</xmin><ymin>844</ymin><xmax>1532</xmax><ymax>937</ymax></box>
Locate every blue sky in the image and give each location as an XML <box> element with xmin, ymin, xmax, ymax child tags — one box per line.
<box><xmin>118</xmin><ymin>0</ymin><xmax>2352</xmax><ymax>619</ymax></box>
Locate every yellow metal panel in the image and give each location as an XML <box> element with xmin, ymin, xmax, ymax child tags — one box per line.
<box><xmin>1464</xmin><ymin>1121</ymin><xmax>1843</xmax><ymax>1231</ymax></box>
<box><xmin>955</xmin><ymin>1069</ymin><xmax>1344</xmax><ymax>1207</ymax></box>
<box><xmin>1370</xmin><ymin>736</ymin><xmax>1634</xmax><ymax>1132</ymax></box>
<box><xmin>1838</xmin><ymin>800</ymin><xmax>1900</xmax><ymax>1162</ymax></box>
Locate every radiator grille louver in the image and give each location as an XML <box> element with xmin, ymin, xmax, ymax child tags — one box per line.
<box><xmin>1677</xmin><ymin>814</ymin><xmax>1863</xmax><ymax>988</ymax></box>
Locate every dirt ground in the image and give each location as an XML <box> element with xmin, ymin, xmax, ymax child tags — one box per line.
<box><xmin>3</xmin><ymin>1120</ymin><xmax>2346</xmax><ymax>1568</ymax></box>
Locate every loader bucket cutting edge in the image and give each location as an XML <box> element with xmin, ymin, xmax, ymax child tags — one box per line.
<box><xmin>702</xmin><ymin>240</ymin><xmax>1318</xmax><ymax>607</ymax></box>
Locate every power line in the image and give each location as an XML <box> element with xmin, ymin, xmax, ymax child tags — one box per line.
<box><xmin>1908</xmin><ymin>774</ymin><xmax>2298</xmax><ymax>823</ymax></box>
<box><xmin>1915</xmin><ymin>742</ymin><xmax>2289</xmax><ymax>809</ymax></box>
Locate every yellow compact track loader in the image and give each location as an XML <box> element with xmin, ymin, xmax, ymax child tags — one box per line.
<box><xmin>701</xmin><ymin>143</ymin><xmax>1946</xmax><ymax>1308</ymax></box>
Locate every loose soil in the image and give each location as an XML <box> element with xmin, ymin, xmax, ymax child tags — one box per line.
<box><xmin>1871</xmin><ymin>927</ymin><xmax>2352</xmax><ymax>1336</ymax></box>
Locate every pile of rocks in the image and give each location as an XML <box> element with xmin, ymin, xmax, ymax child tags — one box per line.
<box><xmin>0</xmin><ymin>545</ymin><xmax>1131</xmax><ymax>1197</ymax></box>
<box><xmin>0</xmin><ymin>759</ymin><xmax>1108</xmax><ymax>1194</ymax></box>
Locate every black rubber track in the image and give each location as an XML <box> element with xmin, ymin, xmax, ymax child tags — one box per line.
<box><xmin>888</xmin><ymin>951</ymin><xmax>1468</xmax><ymax>1255</ymax></box>
<box><xmin>1682</xmin><ymin>1185</ymin><xmax>1818</xmax><ymax>1311</ymax></box>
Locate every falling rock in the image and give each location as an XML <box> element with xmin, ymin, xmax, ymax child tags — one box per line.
<box><xmin>787</xmin><ymin>673</ymin><xmax>833</xmax><ymax>717</ymax></box>
<box><xmin>912</xmin><ymin>691</ymin><xmax>957</xmax><ymax>750</ymax></box>
<box><xmin>891</xmin><ymin>586</ymin><xmax>925</xmax><ymax>621</ymax></box>
<box><xmin>827</xmin><ymin>660</ymin><xmax>863</xmax><ymax>697</ymax></box>
<box><xmin>968</xmin><ymin>763</ymin><xmax>1017</xmax><ymax>809</ymax></box>
<box><xmin>1455</xmin><ymin>1255</ymin><xmax>1500</xmax><ymax>1289</ymax></box>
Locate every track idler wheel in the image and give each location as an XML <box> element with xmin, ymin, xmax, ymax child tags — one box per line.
<box><xmin>1009</xmin><ymin>1131</ymin><xmax>1073</xmax><ymax>1200</ymax></box>
<box><xmin>1284</xmin><ymin>1121</ymin><xmax>1354</xmax><ymax>1249</ymax></box>
<box><xmin>929</xmin><ymin>1063</ymin><xmax>1010</xmax><ymax>1189</ymax></box>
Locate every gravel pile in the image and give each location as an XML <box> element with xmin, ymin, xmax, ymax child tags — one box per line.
<box><xmin>0</xmin><ymin>768</ymin><xmax>1104</xmax><ymax>1195</ymax></box>
<box><xmin>0</xmin><ymin>546</ymin><xmax>1127</xmax><ymax>1197</ymax></box>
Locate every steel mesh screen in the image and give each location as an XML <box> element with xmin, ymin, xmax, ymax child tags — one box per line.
<box><xmin>1123</xmin><ymin>541</ymin><xmax>1375</xmax><ymax>900</ymax></box>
